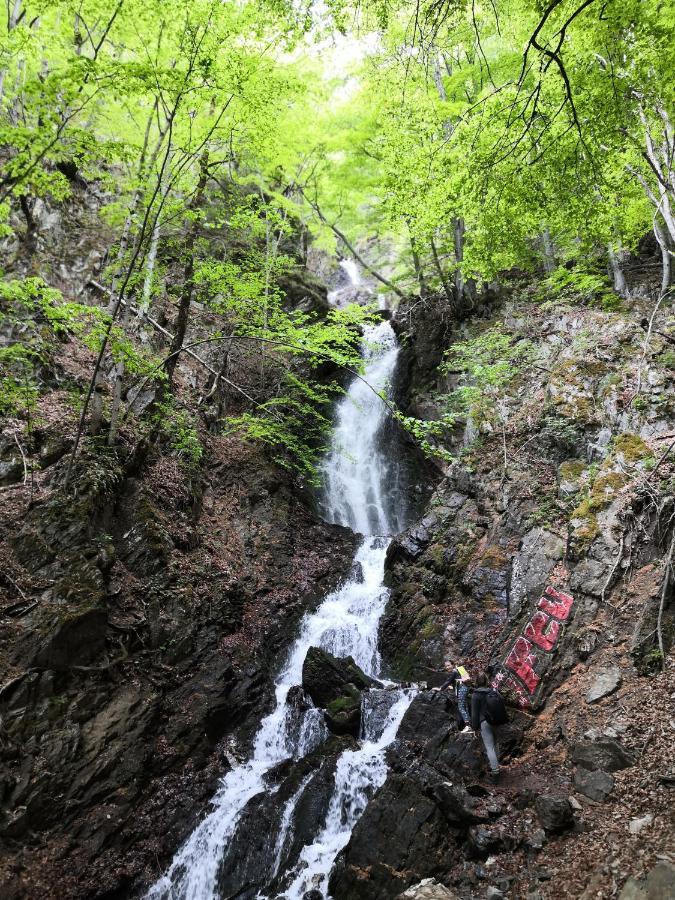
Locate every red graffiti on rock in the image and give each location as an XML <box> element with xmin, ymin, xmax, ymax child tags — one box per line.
<box><xmin>538</xmin><ymin>585</ymin><xmax>574</xmax><ymax>622</ymax></box>
<box><xmin>504</xmin><ymin>637</ymin><xmax>541</xmax><ymax>694</ymax></box>
<box><xmin>524</xmin><ymin>610</ymin><xmax>561</xmax><ymax>651</ymax></box>
<box><xmin>501</xmin><ymin>584</ymin><xmax>574</xmax><ymax>703</ymax></box>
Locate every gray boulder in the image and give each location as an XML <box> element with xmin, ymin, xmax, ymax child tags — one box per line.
<box><xmin>619</xmin><ymin>862</ymin><xmax>675</xmax><ymax>900</ymax></box>
<box><xmin>571</xmin><ymin>739</ymin><xmax>634</xmax><ymax>772</ymax></box>
<box><xmin>586</xmin><ymin>667</ymin><xmax>622</xmax><ymax>703</ymax></box>
<box><xmin>397</xmin><ymin>880</ymin><xmax>459</xmax><ymax>900</ymax></box>
<box><xmin>574</xmin><ymin>767</ymin><xmax>615</xmax><ymax>801</ymax></box>
<box><xmin>301</xmin><ymin>647</ymin><xmax>381</xmax><ymax>737</ymax></box>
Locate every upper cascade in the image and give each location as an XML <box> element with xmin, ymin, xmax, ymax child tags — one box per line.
<box><xmin>320</xmin><ymin>320</ymin><xmax>405</xmax><ymax>536</ymax></box>
<box><xmin>327</xmin><ymin>258</ymin><xmax>374</xmax><ymax>308</ymax></box>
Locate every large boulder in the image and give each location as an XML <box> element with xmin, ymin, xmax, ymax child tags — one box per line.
<box><xmin>574</xmin><ymin>768</ymin><xmax>615</xmax><ymax>801</ymax></box>
<box><xmin>571</xmin><ymin>739</ymin><xmax>634</xmax><ymax>773</ymax></box>
<box><xmin>328</xmin><ymin>772</ymin><xmax>458</xmax><ymax>900</ymax></box>
<box><xmin>301</xmin><ymin>647</ymin><xmax>380</xmax><ymax>737</ymax></box>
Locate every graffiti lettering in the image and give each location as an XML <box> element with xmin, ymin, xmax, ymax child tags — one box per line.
<box><xmin>496</xmin><ymin>583</ymin><xmax>575</xmax><ymax>706</ymax></box>
<box><xmin>492</xmin><ymin>671</ymin><xmax>531</xmax><ymax>708</ymax></box>
<box><xmin>524</xmin><ymin>610</ymin><xmax>560</xmax><ymax>652</ymax></box>
<box><xmin>504</xmin><ymin>636</ymin><xmax>540</xmax><ymax>694</ymax></box>
<box><xmin>538</xmin><ymin>585</ymin><xmax>574</xmax><ymax>622</ymax></box>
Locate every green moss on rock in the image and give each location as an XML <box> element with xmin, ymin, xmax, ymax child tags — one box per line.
<box><xmin>613</xmin><ymin>433</ymin><xmax>650</xmax><ymax>461</ymax></box>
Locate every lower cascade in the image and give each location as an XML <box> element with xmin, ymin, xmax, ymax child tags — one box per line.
<box><xmin>148</xmin><ymin>320</ymin><xmax>416</xmax><ymax>900</ymax></box>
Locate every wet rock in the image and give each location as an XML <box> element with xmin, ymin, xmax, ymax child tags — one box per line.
<box><xmin>574</xmin><ymin>768</ymin><xmax>615</xmax><ymax>801</ymax></box>
<box><xmin>328</xmin><ymin>771</ymin><xmax>458</xmax><ymax>900</ymax></box>
<box><xmin>349</xmin><ymin>560</ymin><xmax>365</xmax><ymax>583</ymax></box>
<box><xmin>586</xmin><ymin>667</ymin><xmax>622</xmax><ymax>703</ymax></box>
<box><xmin>397</xmin><ymin>879</ymin><xmax>460</xmax><ymax>899</ymax></box>
<box><xmin>219</xmin><ymin>746</ymin><xmax>345</xmax><ymax>899</ymax></box>
<box><xmin>302</xmin><ymin>648</ymin><xmax>380</xmax><ymax>708</ymax></box>
<box><xmin>571</xmin><ymin>739</ymin><xmax>634</xmax><ymax>772</ymax></box>
<box><xmin>302</xmin><ymin>891</ymin><xmax>324</xmax><ymax>900</ymax></box>
<box><xmin>534</xmin><ymin>795</ymin><xmax>574</xmax><ymax>833</ymax></box>
<box><xmin>387</xmin><ymin>515</ymin><xmax>438</xmax><ymax>564</ymax></box>
<box><xmin>302</xmin><ymin>648</ymin><xmax>381</xmax><ymax>738</ymax></box>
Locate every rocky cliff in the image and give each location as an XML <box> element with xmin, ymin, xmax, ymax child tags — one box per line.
<box><xmin>328</xmin><ymin>288</ymin><xmax>675</xmax><ymax>899</ymax></box>
<box><xmin>1</xmin><ymin>184</ymin><xmax>674</xmax><ymax>900</ymax></box>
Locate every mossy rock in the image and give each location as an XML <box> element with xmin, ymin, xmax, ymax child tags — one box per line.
<box><xmin>612</xmin><ymin>433</ymin><xmax>650</xmax><ymax>462</ymax></box>
<box><xmin>559</xmin><ymin>460</ymin><xmax>587</xmax><ymax>481</ymax></box>
<box><xmin>477</xmin><ymin>544</ymin><xmax>508</xmax><ymax>570</ymax></box>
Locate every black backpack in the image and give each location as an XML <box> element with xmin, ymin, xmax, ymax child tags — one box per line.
<box><xmin>484</xmin><ymin>688</ymin><xmax>508</xmax><ymax>726</ymax></box>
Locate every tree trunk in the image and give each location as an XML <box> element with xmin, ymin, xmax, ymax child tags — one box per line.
<box><xmin>453</xmin><ymin>217</ymin><xmax>465</xmax><ymax>297</ymax></box>
<box><xmin>430</xmin><ymin>235</ymin><xmax>453</xmax><ymax>303</ymax></box>
<box><xmin>410</xmin><ymin>234</ymin><xmax>428</xmax><ymax>297</ymax></box>
<box><xmin>0</xmin><ymin>0</ymin><xmax>23</xmax><ymax>105</ymax></box>
<box><xmin>608</xmin><ymin>243</ymin><xmax>629</xmax><ymax>298</ymax></box>
<box><xmin>164</xmin><ymin>153</ymin><xmax>209</xmax><ymax>390</ymax></box>
<box><xmin>654</xmin><ymin>218</ymin><xmax>673</xmax><ymax>298</ymax></box>
<box><xmin>433</xmin><ymin>57</ymin><xmax>447</xmax><ymax>102</ymax></box>
<box><xmin>540</xmin><ymin>228</ymin><xmax>556</xmax><ymax>274</ymax></box>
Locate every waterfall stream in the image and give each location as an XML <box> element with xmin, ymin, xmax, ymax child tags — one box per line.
<box><xmin>148</xmin><ymin>313</ymin><xmax>414</xmax><ymax>900</ymax></box>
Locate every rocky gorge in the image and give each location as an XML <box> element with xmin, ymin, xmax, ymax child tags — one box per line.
<box><xmin>1</xmin><ymin>185</ymin><xmax>674</xmax><ymax>900</ymax></box>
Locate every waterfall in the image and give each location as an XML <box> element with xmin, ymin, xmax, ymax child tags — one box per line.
<box><xmin>327</xmin><ymin>258</ymin><xmax>373</xmax><ymax>308</ymax></box>
<box><xmin>147</xmin><ymin>320</ymin><xmax>414</xmax><ymax>900</ymax></box>
<box><xmin>339</xmin><ymin>258</ymin><xmax>361</xmax><ymax>287</ymax></box>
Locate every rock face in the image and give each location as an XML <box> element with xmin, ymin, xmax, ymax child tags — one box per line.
<box><xmin>216</xmin><ymin>737</ymin><xmax>354</xmax><ymax>899</ymax></box>
<box><xmin>326</xmin><ymin>692</ymin><xmax>523</xmax><ymax>899</ymax></box>
<box><xmin>0</xmin><ymin>440</ymin><xmax>357</xmax><ymax>899</ymax></box>
<box><xmin>301</xmin><ymin>647</ymin><xmax>381</xmax><ymax>737</ymax></box>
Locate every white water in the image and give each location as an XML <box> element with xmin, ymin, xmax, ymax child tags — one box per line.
<box><xmin>327</xmin><ymin>257</ymin><xmax>375</xmax><ymax>309</ymax></box>
<box><xmin>280</xmin><ymin>689</ymin><xmax>414</xmax><ymax>899</ymax></box>
<box><xmin>340</xmin><ymin>258</ymin><xmax>361</xmax><ymax>287</ymax></box>
<box><xmin>147</xmin><ymin>320</ymin><xmax>413</xmax><ymax>900</ymax></box>
<box><xmin>321</xmin><ymin>321</ymin><xmax>402</xmax><ymax>535</ymax></box>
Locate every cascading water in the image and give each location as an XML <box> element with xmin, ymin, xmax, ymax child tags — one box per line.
<box><xmin>327</xmin><ymin>258</ymin><xmax>373</xmax><ymax>309</ymax></box>
<box><xmin>147</xmin><ymin>320</ymin><xmax>414</xmax><ymax>900</ymax></box>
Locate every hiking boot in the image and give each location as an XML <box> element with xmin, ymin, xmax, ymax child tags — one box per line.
<box><xmin>460</xmin><ymin>726</ymin><xmax>473</xmax><ymax>734</ymax></box>
<box><xmin>488</xmin><ymin>770</ymin><xmax>500</xmax><ymax>783</ymax></box>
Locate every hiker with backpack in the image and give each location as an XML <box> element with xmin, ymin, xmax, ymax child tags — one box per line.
<box><xmin>471</xmin><ymin>673</ymin><xmax>509</xmax><ymax>781</ymax></box>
